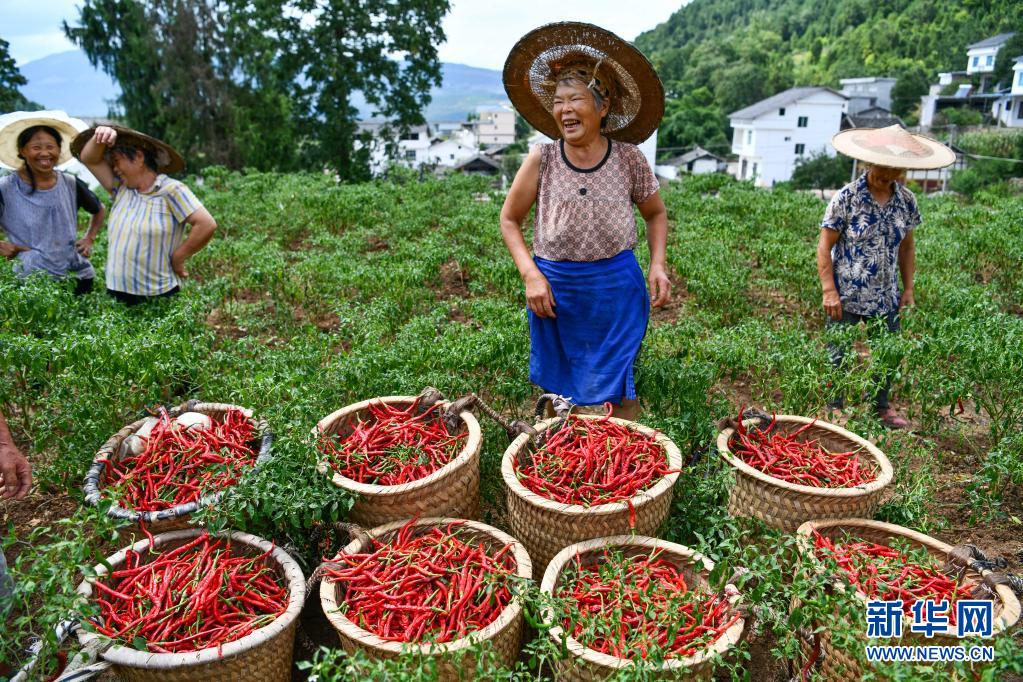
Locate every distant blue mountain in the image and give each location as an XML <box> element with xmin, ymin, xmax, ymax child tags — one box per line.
<box><xmin>18</xmin><ymin>50</ymin><xmax>504</xmax><ymax>122</ymax></box>
<box><xmin>20</xmin><ymin>50</ymin><xmax>120</xmax><ymax>117</ymax></box>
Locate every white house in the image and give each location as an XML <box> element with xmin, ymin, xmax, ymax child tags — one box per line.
<box><xmin>356</xmin><ymin>121</ymin><xmax>433</xmax><ymax>175</ymax></box>
<box><xmin>474</xmin><ymin>104</ymin><xmax>515</xmax><ymax>145</ymax></box>
<box><xmin>966</xmin><ymin>32</ymin><xmax>1015</xmax><ymax>75</ymax></box>
<box><xmin>992</xmin><ymin>56</ymin><xmax>1023</xmax><ymax>127</ymax></box>
<box><xmin>423</xmin><ymin>139</ymin><xmax>478</xmax><ymax>167</ymax></box>
<box><xmin>655</xmin><ymin>146</ymin><xmax>724</xmax><ymax>180</ymax></box>
<box><xmin>728</xmin><ymin>87</ymin><xmax>848</xmax><ymax>187</ymax></box>
<box><xmin>840</xmin><ymin>77</ymin><xmax>897</xmax><ymax>114</ymax></box>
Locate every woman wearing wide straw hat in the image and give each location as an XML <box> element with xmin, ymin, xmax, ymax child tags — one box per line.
<box><xmin>0</xmin><ymin>111</ymin><xmax>107</xmax><ymax>295</ymax></box>
<box><xmin>818</xmin><ymin>124</ymin><xmax>955</xmax><ymax>428</ymax></box>
<box><xmin>500</xmin><ymin>22</ymin><xmax>670</xmax><ymax>421</ymax></box>
<box><xmin>74</xmin><ymin>124</ymin><xmax>217</xmax><ymax>305</ymax></box>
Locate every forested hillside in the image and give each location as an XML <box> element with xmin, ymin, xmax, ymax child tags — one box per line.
<box><xmin>636</xmin><ymin>0</ymin><xmax>1021</xmax><ymax>154</ymax></box>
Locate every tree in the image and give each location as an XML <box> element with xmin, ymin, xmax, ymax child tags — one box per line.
<box><xmin>0</xmin><ymin>38</ymin><xmax>40</xmax><ymax>112</ymax></box>
<box><xmin>891</xmin><ymin>64</ymin><xmax>931</xmax><ymax>118</ymax></box>
<box><xmin>992</xmin><ymin>32</ymin><xmax>1023</xmax><ymax>91</ymax></box>
<box><xmin>790</xmin><ymin>151</ymin><xmax>853</xmax><ymax>194</ymax></box>
<box><xmin>224</xmin><ymin>0</ymin><xmax>449</xmax><ymax>180</ymax></box>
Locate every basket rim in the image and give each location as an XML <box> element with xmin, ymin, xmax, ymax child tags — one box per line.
<box><xmin>76</xmin><ymin>528</ymin><xmax>305</xmax><ymax>668</ymax></box>
<box><xmin>539</xmin><ymin>535</ymin><xmax>745</xmax><ymax>670</ymax></box>
<box><xmin>319</xmin><ymin>516</ymin><xmax>532</xmax><ymax>655</ymax></box>
<box><xmin>500</xmin><ymin>415</ymin><xmax>684</xmax><ymax>516</ymax></box>
<box><xmin>716</xmin><ymin>415</ymin><xmax>893</xmax><ymax>497</ymax></box>
<box><xmin>84</xmin><ymin>401</ymin><xmax>273</xmax><ymax>524</ymax></box>
<box><xmin>314</xmin><ymin>396</ymin><xmax>483</xmax><ymax>496</ymax></box>
<box><xmin>795</xmin><ymin>518</ymin><xmax>1022</xmax><ymax>637</ymax></box>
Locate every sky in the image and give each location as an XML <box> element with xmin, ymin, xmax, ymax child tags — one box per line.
<box><xmin>1</xmin><ymin>0</ymin><xmax>683</xmax><ymax>68</ymax></box>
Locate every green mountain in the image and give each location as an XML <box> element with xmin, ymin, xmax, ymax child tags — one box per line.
<box><xmin>635</xmin><ymin>0</ymin><xmax>1022</xmax><ymax>154</ymax></box>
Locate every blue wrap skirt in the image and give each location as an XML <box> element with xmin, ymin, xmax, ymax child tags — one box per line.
<box><xmin>528</xmin><ymin>250</ymin><xmax>649</xmax><ymax>405</ymax></box>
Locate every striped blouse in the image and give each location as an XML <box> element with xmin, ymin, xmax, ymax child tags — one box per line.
<box><xmin>105</xmin><ymin>175</ymin><xmax>202</xmax><ymax>296</ymax></box>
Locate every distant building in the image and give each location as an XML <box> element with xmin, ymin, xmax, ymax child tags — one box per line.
<box><xmin>841</xmin><ymin>106</ymin><xmax>904</xmax><ymax>130</ymax></box>
<box><xmin>424</xmin><ymin>139</ymin><xmax>478</xmax><ymax>167</ymax></box>
<box><xmin>474</xmin><ymin>104</ymin><xmax>515</xmax><ymax>145</ymax></box>
<box><xmin>966</xmin><ymin>32</ymin><xmax>1015</xmax><ymax>76</ymax></box>
<box><xmin>454</xmin><ymin>155</ymin><xmax>502</xmax><ymax>176</ymax></box>
<box><xmin>656</xmin><ymin>146</ymin><xmax>724</xmax><ymax>180</ymax></box>
<box><xmin>356</xmin><ymin>121</ymin><xmax>432</xmax><ymax>175</ymax></box>
<box><xmin>840</xmin><ymin>77</ymin><xmax>897</xmax><ymax>115</ymax></box>
<box><xmin>728</xmin><ymin>86</ymin><xmax>848</xmax><ymax>187</ymax></box>
<box><xmin>991</xmin><ymin>56</ymin><xmax>1023</xmax><ymax>127</ymax></box>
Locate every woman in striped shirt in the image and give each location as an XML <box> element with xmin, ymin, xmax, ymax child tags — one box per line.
<box><xmin>75</xmin><ymin>125</ymin><xmax>217</xmax><ymax>305</ymax></box>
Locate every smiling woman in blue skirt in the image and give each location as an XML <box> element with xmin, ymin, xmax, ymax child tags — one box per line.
<box><xmin>500</xmin><ymin>22</ymin><xmax>670</xmax><ymax>421</ymax></box>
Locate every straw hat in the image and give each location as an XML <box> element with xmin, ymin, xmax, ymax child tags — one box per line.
<box><xmin>71</xmin><ymin>124</ymin><xmax>185</xmax><ymax>174</ymax></box>
<box><xmin>503</xmin><ymin>22</ymin><xmax>664</xmax><ymax>145</ymax></box>
<box><xmin>0</xmin><ymin>110</ymin><xmax>88</xmax><ymax>170</ymax></box>
<box><xmin>832</xmin><ymin>124</ymin><xmax>956</xmax><ymax>170</ymax></box>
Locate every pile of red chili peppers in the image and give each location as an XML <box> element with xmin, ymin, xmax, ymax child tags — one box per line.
<box><xmin>728</xmin><ymin>411</ymin><xmax>875</xmax><ymax>488</ymax></box>
<box><xmin>325</xmin><ymin>520</ymin><xmax>515</xmax><ymax>643</ymax></box>
<box><xmin>514</xmin><ymin>410</ymin><xmax>675</xmax><ymax>521</ymax></box>
<box><xmin>318</xmin><ymin>399</ymin><xmax>467</xmax><ymax>485</ymax></box>
<box><xmin>557</xmin><ymin>549</ymin><xmax>740</xmax><ymax>660</ymax></box>
<box><xmin>812</xmin><ymin>530</ymin><xmax>974</xmax><ymax>624</ymax></box>
<box><xmin>90</xmin><ymin>532</ymin><xmax>288</xmax><ymax>653</ymax></box>
<box><xmin>104</xmin><ymin>409</ymin><xmax>257</xmax><ymax>511</ymax></box>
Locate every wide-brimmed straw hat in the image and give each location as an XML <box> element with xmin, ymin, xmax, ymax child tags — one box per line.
<box><xmin>503</xmin><ymin>22</ymin><xmax>664</xmax><ymax>145</ymax></box>
<box><xmin>832</xmin><ymin>124</ymin><xmax>956</xmax><ymax>170</ymax></box>
<box><xmin>71</xmin><ymin>124</ymin><xmax>185</xmax><ymax>174</ymax></box>
<box><xmin>0</xmin><ymin>110</ymin><xmax>88</xmax><ymax>169</ymax></box>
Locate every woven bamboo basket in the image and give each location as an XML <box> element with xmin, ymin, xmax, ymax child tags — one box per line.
<box><xmin>319</xmin><ymin>517</ymin><xmax>531</xmax><ymax>678</ymax></box>
<box><xmin>540</xmin><ymin>536</ymin><xmax>745</xmax><ymax>681</ymax></box>
<box><xmin>314</xmin><ymin>396</ymin><xmax>482</xmax><ymax>527</ymax></box>
<box><xmin>716</xmin><ymin>415</ymin><xmax>893</xmax><ymax>532</ymax></box>
<box><xmin>83</xmin><ymin>401</ymin><xmax>273</xmax><ymax>533</ymax></box>
<box><xmin>502</xmin><ymin>415</ymin><xmax>683</xmax><ymax>574</ymax></box>
<box><xmin>76</xmin><ymin>528</ymin><xmax>305</xmax><ymax>682</ymax></box>
<box><xmin>793</xmin><ymin>518</ymin><xmax>1022</xmax><ymax>681</ymax></box>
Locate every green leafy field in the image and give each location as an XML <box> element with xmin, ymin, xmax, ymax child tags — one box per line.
<box><xmin>2</xmin><ymin>170</ymin><xmax>1022</xmax><ymax>679</ymax></box>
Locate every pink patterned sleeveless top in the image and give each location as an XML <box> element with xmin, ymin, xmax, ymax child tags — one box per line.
<box><xmin>534</xmin><ymin>139</ymin><xmax>659</xmax><ymax>262</ymax></box>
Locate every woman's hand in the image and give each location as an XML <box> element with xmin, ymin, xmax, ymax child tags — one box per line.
<box><xmin>75</xmin><ymin>236</ymin><xmax>94</xmax><ymax>258</ymax></box>
<box><xmin>92</xmin><ymin>126</ymin><xmax>119</xmax><ymax>147</ymax></box>
<box><xmin>823</xmin><ymin>289</ymin><xmax>843</xmax><ymax>320</ymax></box>
<box><xmin>171</xmin><ymin>248</ymin><xmax>189</xmax><ymax>278</ymax></box>
<box><xmin>648</xmin><ymin>264</ymin><xmax>672</xmax><ymax>308</ymax></box>
<box><xmin>899</xmin><ymin>288</ymin><xmax>915</xmax><ymax>310</ymax></box>
<box><xmin>525</xmin><ymin>271</ymin><xmax>556</xmax><ymax>318</ymax></box>
<box><xmin>0</xmin><ymin>242</ymin><xmax>27</xmax><ymax>259</ymax></box>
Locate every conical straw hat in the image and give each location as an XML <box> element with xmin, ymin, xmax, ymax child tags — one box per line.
<box><xmin>72</xmin><ymin>125</ymin><xmax>185</xmax><ymax>174</ymax></box>
<box><xmin>503</xmin><ymin>22</ymin><xmax>664</xmax><ymax>144</ymax></box>
<box><xmin>0</xmin><ymin>110</ymin><xmax>87</xmax><ymax>169</ymax></box>
<box><xmin>832</xmin><ymin>124</ymin><xmax>956</xmax><ymax>170</ymax></box>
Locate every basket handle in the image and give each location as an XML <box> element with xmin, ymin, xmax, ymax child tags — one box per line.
<box><xmin>789</xmin><ymin>629</ymin><xmax>824</xmax><ymax>682</ymax></box>
<box><xmin>440</xmin><ymin>392</ymin><xmax>539</xmax><ymax>444</ymax></box>
<box><xmin>11</xmin><ymin>619</ymin><xmax>112</xmax><ymax>682</ymax></box>
<box><xmin>947</xmin><ymin>543</ymin><xmax>1023</xmax><ymax>597</ymax></box>
<box><xmin>717</xmin><ymin>406</ymin><xmax>773</xmax><ymax>434</ymax></box>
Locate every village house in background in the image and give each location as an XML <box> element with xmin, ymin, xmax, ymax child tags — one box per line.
<box><xmin>728</xmin><ymin>86</ymin><xmax>848</xmax><ymax>187</ymax></box>
<box><xmin>920</xmin><ymin>32</ymin><xmax>1020</xmax><ymax>128</ymax></box>
<box><xmin>473</xmin><ymin>104</ymin><xmax>515</xmax><ymax>145</ymax></box>
<box><xmin>654</xmin><ymin>146</ymin><xmax>725</xmax><ymax>181</ymax></box>
<box><xmin>840</xmin><ymin>77</ymin><xmax>897</xmax><ymax>114</ymax></box>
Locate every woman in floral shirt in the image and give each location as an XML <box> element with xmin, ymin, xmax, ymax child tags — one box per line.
<box><xmin>818</xmin><ymin>125</ymin><xmax>954</xmax><ymax>428</ymax></box>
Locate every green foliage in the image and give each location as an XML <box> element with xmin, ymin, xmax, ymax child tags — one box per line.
<box><xmin>790</xmin><ymin>151</ymin><xmax>854</xmax><ymax>191</ymax></box>
<box><xmin>936</xmin><ymin>107</ymin><xmax>986</xmax><ymax>127</ymax></box>
<box><xmin>0</xmin><ymin>37</ymin><xmax>40</xmax><ymax>112</ymax></box>
<box><xmin>636</xmin><ymin>0</ymin><xmax>1019</xmax><ymax>148</ymax></box>
<box><xmin>63</xmin><ymin>0</ymin><xmax>450</xmax><ymax>178</ymax></box>
<box><xmin>992</xmin><ymin>32</ymin><xmax>1023</xmax><ymax>90</ymax></box>
<box><xmin>4</xmin><ymin>171</ymin><xmax>1023</xmax><ymax>678</ymax></box>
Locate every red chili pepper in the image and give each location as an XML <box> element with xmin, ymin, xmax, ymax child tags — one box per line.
<box><xmin>318</xmin><ymin>399</ymin><xmax>467</xmax><ymax>486</ymax></box>
<box><xmin>88</xmin><ymin>532</ymin><xmax>287</xmax><ymax>653</ymax></box>
<box><xmin>103</xmin><ymin>409</ymin><xmax>258</xmax><ymax>512</ymax></box>
<box><xmin>811</xmin><ymin>530</ymin><xmax>974</xmax><ymax>624</ymax></box>
<box><xmin>513</xmin><ymin>408</ymin><xmax>677</xmax><ymax>522</ymax></box>
<box><xmin>324</xmin><ymin>519</ymin><xmax>515</xmax><ymax>644</ymax></box>
<box><xmin>728</xmin><ymin>408</ymin><xmax>875</xmax><ymax>488</ymax></box>
<box><xmin>557</xmin><ymin>549</ymin><xmax>740</xmax><ymax>660</ymax></box>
